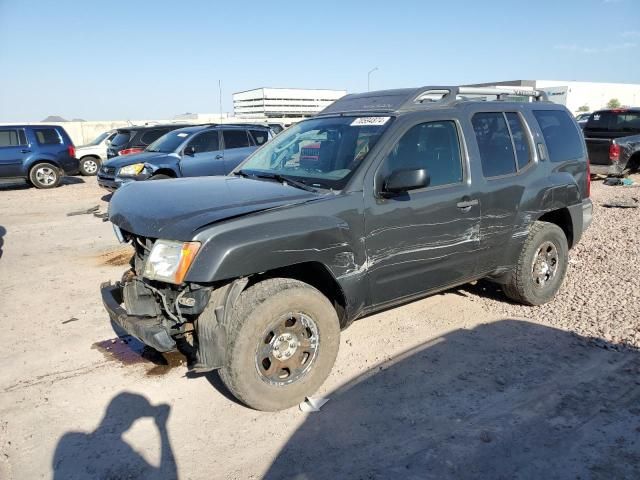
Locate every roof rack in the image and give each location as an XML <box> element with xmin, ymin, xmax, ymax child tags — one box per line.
<box><xmin>318</xmin><ymin>85</ymin><xmax>549</xmax><ymax>116</ymax></box>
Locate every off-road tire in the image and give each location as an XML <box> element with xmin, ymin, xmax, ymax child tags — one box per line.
<box><xmin>79</xmin><ymin>156</ymin><xmax>100</xmax><ymax>176</ymax></box>
<box><xmin>219</xmin><ymin>278</ymin><xmax>340</xmax><ymax>411</ymax></box>
<box><xmin>503</xmin><ymin>221</ymin><xmax>568</xmax><ymax>306</ymax></box>
<box><xmin>149</xmin><ymin>174</ymin><xmax>171</xmax><ymax>180</ymax></box>
<box><xmin>29</xmin><ymin>162</ymin><xmax>61</xmax><ymax>189</ymax></box>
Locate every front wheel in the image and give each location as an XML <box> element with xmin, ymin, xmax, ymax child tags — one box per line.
<box><xmin>29</xmin><ymin>163</ymin><xmax>61</xmax><ymax>189</ymax></box>
<box><xmin>219</xmin><ymin>278</ymin><xmax>340</xmax><ymax>411</ymax></box>
<box><xmin>503</xmin><ymin>221</ymin><xmax>568</xmax><ymax>306</ymax></box>
<box><xmin>79</xmin><ymin>157</ymin><xmax>100</xmax><ymax>176</ymax></box>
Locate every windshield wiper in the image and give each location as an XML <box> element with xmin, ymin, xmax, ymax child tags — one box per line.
<box><xmin>236</xmin><ymin>170</ymin><xmax>317</xmax><ymax>192</ymax></box>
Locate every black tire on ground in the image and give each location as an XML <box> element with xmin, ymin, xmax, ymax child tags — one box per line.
<box><xmin>502</xmin><ymin>221</ymin><xmax>568</xmax><ymax>306</ymax></box>
<box><xmin>79</xmin><ymin>157</ymin><xmax>100</xmax><ymax>176</ymax></box>
<box><xmin>29</xmin><ymin>162</ymin><xmax>61</xmax><ymax>189</ymax></box>
<box><xmin>218</xmin><ymin>278</ymin><xmax>340</xmax><ymax>411</ymax></box>
<box><xmin>149</xmin><ymin>174</ymin><xmax>171</xmax><ymax>180</ymax></box>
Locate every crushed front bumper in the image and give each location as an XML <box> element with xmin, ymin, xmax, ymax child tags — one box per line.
<box><xmin>100</xmin><ymin>281</ymin><xmax>176</xmax><ymax>352</ymax></box>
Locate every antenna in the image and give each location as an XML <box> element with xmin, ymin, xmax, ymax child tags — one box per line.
<box><xmin>218</xmin><ymin>80</ymin><xmax>223</xmax><ymax>122</ymax></box>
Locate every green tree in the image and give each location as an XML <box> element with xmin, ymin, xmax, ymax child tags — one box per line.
<box><xmin>577</xmin><ymin>105</ymin><xmax>590</xmax><ymax>112</ymax></box>
<box><xmin>607</xmin><ymin>98</ymin><xmax>621</xmax><ymax>109</ymax></box>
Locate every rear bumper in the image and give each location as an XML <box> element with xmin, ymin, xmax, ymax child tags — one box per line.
<box><xmin>582</xmin><ymin>198</ymin><xmax>593</xmax><ymax>232</ymax></box>
<box><xmin>60</xmin><ymin>157</ymin><xmax>80</xmax><ymax>176</ymax></box>
<box><xmin>100</xmin><ymin>281</ymin><xmax>176</xmax><ymax>352</ymax></box>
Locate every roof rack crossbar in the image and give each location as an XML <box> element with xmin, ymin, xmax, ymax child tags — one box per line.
<box><xmin>400</xmin><ymin>86</ymin><xmax>548</xmax><ymax>109</ymax></box>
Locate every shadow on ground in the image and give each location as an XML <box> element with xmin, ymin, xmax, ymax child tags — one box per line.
<box><xmin>52</xmin><ymin>392</ymin><xmax>177</xmax><ymax>480</ymax></box>
<box><xmin>266</xmin><ymin>320</ymin><xmax>640</xmax><ymax>480</ymax></box>
<box><xmin>0</xmin><ymin>225</ymin><xmax>5</xmax><ymax>259</ymax></box>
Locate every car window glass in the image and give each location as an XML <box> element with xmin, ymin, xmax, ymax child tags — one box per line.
<box><xmin>505</xmin><ymin>113</ymin><xmax>531</xmax><ymax>169</ymax></box>
<box><xmin>586</xmin><ymin>111</ymin><xmax>611</xmax><ymax>130</ymax></box>
<box><xmin>472</xmin><ymin>112</ymin><xmax>516</xmax><ymax>177</ymax></box>
<box><xmin>383</xmin><ymin>121</ymin><xmax>463</xmax><ymax>188</ymax></box>
<box><xmin>533</xmin><ymin>110</ymin><xmax>584</xmax><ymax>163</ymax></box>
<box><xmin>249</xmin><ymin>129</ymin><xmax>269</xmax><ymax>146</ymax></box>
<box><xmin>34</xmin><ymin>128</ymin><xmax>62</xmax><ymax>145</ymax></box>
<box><xmin>615</xmin><ymin>112</ymin><xmax>640</xmax><ymax>132</ymax></box>
<box><xmin>188</xmin><ymin>131</ymin><xmax>219</xmax><ymax>153</ymax></box>
<box><xmin>111</xmin><ymin>131</ymin><xmax>131</xmax><ymax>146</ymax></box>
<box><xmin>140</xmin><ymin>129</ymin><xmax>170</xmax><ymax>145</ymax></box>
<box><xmin>223</xmin><ymin>130</ymin><xmax>250</xmax><ymax>149</ymax></box>
<box><xmin>0</xmin><ymin>129</ymin><xmax>23</xmax><ymax>147</ymax></box>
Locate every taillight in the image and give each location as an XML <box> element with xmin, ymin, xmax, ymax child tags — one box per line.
<box><xmin>609</xmin><ymin>143</ymin><xmax>620</xmax><ymax>162</ymax></box>
<box><xmin>68</xmin><ymin>145</ymin><xmax>76</xmax><ymax>158</ymax></box>
<box><xmin>119</xmin><ymin>148</ymin><xmax>143</xmax><ymax>156</ymax></box>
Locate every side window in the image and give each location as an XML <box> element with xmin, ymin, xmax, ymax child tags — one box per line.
<box><xmin>585</xmin><ymin>111</ymin><xmax>611</xmax><ymax>130</ymax></box>
<box><xmin>223</xmin><ymin>130</ymin><xmax>250</xmax><ymax>149</ymax></box>
<box><xmin>140</xmin><ymin>129</ymin><xmax>169</xmax><ymax>145</ymax></box>
<box><xmin>617</xmin><ymin>112</ymin><xmax>640</xmax><ymax>132</ymax></box>
<box><xmin>0</xmin><ymin>129</ymin><xmax>23</xmax><ymax>147</ymax></box>
<box><xmin>34</xmin><ymin>128</ymin><xmax>62</xmax><ymax>145</ymax></box>
<box><xmin>249</xmin><ymin>129</ymin><xmax>269</xmax><ymax>146</ymax></box>
<box><xmin>533</xmin><ymin>110</ymin><xmax>584</xmax><ymax>163</ymax></box>
<box><xmin>472</xmin><ymin>112</ymin><xmax>516</xmax><ymax>177</ymax></box>
<box><xmin>505</xmin><ymin>113</ymin><xmax>531</xmax><ymax>169</ymax></box>
<box><xmin>187</xmin><ymin>131</ymin><xmax>219</xmax><ymax>153</ymax></box>
<box><xmin>383</xmin><ymin>120</ymin><xmax>463</xmax><ymax>188</ymax></box>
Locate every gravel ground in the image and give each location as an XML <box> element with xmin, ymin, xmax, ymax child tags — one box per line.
<box><xmin>464</xmin><ymin>175</ymin><xmax>640</xmax><ymax>350</ymax></box>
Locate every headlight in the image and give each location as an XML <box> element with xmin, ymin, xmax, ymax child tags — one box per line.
<box><xmin>119</xmin><ymin>163</ymin><xmax>145</xmax><ymax>176</ymax></box>
<box><xmin>143</xmin><ymin>240</ymin><xmax>201</xmax><ymax>284</ymax></box>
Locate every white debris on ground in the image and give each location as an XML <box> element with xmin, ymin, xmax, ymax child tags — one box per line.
<box><xmin>465</xmin><ymin>177</ymin><xmax>640</xmax><ymax>350</ymax></box>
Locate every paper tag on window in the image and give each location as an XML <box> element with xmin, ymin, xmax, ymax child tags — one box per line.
<box><xmin>177</xmin><ymin>133</ymin><xmax>189</xmax><ymax>137</ymax></box>
<box><xmin>350</xmin><ymin>117</ymin><xmax>390</xmax><ymax>126</ymax></box>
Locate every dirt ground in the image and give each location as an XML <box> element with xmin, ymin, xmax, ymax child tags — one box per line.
<box><xmin>0</xmin><ymin>176</ymin><xmax>639</xmax><ymax>480</ymax></box>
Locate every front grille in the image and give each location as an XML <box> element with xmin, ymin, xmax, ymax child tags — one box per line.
<box><xmin>101</xmin><ymin>166</ymin><xmax>116</xmax><ymax>176</ymax></box>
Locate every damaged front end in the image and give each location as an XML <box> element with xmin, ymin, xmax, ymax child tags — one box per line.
<box><xmin>100</xmin><ymin>231</ymin><xmax>235</xmax><ymax>370</ymax></box>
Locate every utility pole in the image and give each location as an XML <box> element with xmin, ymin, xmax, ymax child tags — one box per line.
<box><xmin>367</xmin><ymin>67</ymin><xmax>378</xmax><ymax>92</ymax></box>
<box><xmin>218</xmin><ymin>80</ymin><xmax>223</xmax><ymax>121</ymax></box>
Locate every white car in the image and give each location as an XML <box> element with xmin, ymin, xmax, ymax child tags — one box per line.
<box><xmin>75</xmin><ymin>130</ymin><xmax>116</xmax><ymax>175</ymax></box>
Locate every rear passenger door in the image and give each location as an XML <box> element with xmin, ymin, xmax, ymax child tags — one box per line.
<box><xmin>365</xmin><ymin>118</ymin><xmax>481</xmax><ymax>306</ymax></box>
<box><xmin>470</xmin><ymin>110</ymin><xmax>534</xmax><ymax>274</ymax></box>
<box><xmin>222</xmin><ymin>129</ymin><xmax>255</xmax><ymax>172</ymax></box>
<box><xmin>0</xmin><ymin>128</ymin><xmax>28</xmax><ymax>177</ymax></box>
<box><xmin>179</xmin><ymin>131</ymin><xmax>225</xmax><ymax>177</ymax></box>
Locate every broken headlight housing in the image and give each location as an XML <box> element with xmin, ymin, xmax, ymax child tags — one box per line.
<box><xmin>118</xmin><ymin>163</ymin><xmax>146</xmax><ymax>176</ymax></box>
<box><xmin>143</xmin><ymin>240</ymin><xmax>201</xmax><ymax>284</ymax></box>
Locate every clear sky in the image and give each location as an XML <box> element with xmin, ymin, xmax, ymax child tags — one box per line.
<box><xmin>0</xmin><ymin>0</ymin><xmax>638</xmax><ymax>122</ymax></box>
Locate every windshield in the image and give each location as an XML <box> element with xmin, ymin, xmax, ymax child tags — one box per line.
<box><xmin>87</xmin><ymin>131</ymin><xmax>110</xmax><ymax>146</ymax></box>
<box><xmin>237</xmin><ymin>116</ymin><xmax>391</xmax><ymax>189</ymax></box>
<box><xmin>146</xmin><ymin>130</ymin><xmax>193</xmax><ymax>153</ymax></box>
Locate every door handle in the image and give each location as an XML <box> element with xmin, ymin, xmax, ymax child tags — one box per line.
<box><xmin>20</xmin><ymin>149</ymin><xmax>31</xmax><ymax>153</ymax></box>
<box><xmin>215</xmin><ymin>154</ymin><xmax>223</xmax><ymax>159</ymax></box>
<box><xmin>456</xmin><ymin>199</ymin><xmax>478</xmax><ymax>209</ymax></box>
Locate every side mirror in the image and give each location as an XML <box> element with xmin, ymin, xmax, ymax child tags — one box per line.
<box><xmin>184</xmin><ymin>145</ymin><xmax>196</xmax><ymax>156</ymax></box>
<box><xmin>383</xmin><ymin>168</ymin><xmax>429</xmax><ymax>196</ymax></box>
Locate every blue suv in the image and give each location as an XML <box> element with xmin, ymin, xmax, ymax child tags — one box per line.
<box><xmin>0</xmin><ymin>125</ymin><xmax>78</xmax><ymax>188</ymax></box>
<box><xmin>97</xmin><ymin>124</ymin><xmax>272</xmax><ymax>191</ymax></box>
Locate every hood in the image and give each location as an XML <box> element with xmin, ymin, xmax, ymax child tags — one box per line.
<box><xmin>102</xmin><ymin>151</ymin><xmax>172</xmax><ymax>169</ymax></box>
<box><xmin>109</xmin><ymin>176</ymin><xmax>320</xmax><ymax>239</ymax></box>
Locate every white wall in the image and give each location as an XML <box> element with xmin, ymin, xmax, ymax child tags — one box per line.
<box><xmin>535</xmin><ymin>80</ymin><xmax>640</xmax><ymax>113</ymax></box>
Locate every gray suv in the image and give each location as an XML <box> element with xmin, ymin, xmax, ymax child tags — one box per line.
<box><xmin>101</xmin><ymin>86</ymin><xmax>592</xmax><ymax>411</ymax></box>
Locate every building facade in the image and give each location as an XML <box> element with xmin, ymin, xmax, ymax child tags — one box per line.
<box><xmin>233</xmin><ymin>88</ymin><xmax>347</xmax><ymax>121</ymax></box>
<box><xmin>465</xmin><ymin>80</ymin><xmax>640</xmax><ymax>114</ymax></box>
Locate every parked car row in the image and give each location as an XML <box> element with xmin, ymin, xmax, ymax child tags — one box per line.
<box><xmin>0</xmin><ymin>121</ymin><xmax>276</xmax><ymax>188</ymax></box>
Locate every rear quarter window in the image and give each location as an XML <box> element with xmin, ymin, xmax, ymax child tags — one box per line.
<box><xmin>249</xmin><ymin>129</ymin><xmax>269</xmax><ymax>146</ymax></box>
<box><xmin>34</xmin><ymin>128</ymin><xmax>62</xmax><ymax>145</ymax></box>
<box><xmin>111</xmin><ymin>132</ymin><xmax>131</xmax><ymax>146</ymax></box>
<box><xmin>140</xmin><ymin>129</ymin><xmax>170</xmax><ymax>145</ymax></box>
<box><xmin>533</xmin><ymin>110</ymin><xmax>584</xmax><ymax>163</ymax></box>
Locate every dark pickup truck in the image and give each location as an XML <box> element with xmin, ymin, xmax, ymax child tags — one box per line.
<box><xmin>101</xmin><ymin>86</ymin><xmax>592</xmax><ymax>411</ymax></box>
<box><xmin>583</xmin><ymin>108</ymin><xmax>640</xmax><ymax>175</ymax></box>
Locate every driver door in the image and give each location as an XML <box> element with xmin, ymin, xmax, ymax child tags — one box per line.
<box><xmin>179</xmin><ymin>131</ymin><xmax>224</xmax><ymax>177</ymax></box>
<box><xmin>365</xmin><ymin>119</ymin><xmax>481</xmax><ymax>307</ymax></box>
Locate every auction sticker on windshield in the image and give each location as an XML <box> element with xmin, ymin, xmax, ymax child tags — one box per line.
<box><xmin>350</xmin><ymin>117</ymin><xmax>391</xmax><ymax>126</ymax></box>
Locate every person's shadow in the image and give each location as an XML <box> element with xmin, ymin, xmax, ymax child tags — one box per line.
<box><xmin>52</xmin><ymin>392</ymin><xmax>177</xmax><ymax>479</ymax></box>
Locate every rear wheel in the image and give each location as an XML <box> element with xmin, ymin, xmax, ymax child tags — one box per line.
<box><xmin>29</xmin><ymin>163</ymin><xmax>61</xmax><ymax>189</ymax></box>
<box><xmin>79</xmin><ymin>157</ymin><xmax>100</xmax><ymax>176</ymax></box>
<box><xmin>503</xmin><ymin>221</ymin><xmax>568</xmax><ymax>306</ymax></box>
<box><xmin>219</xmin><ymin>278</ymin><xmax>340</xmax><ymax>411</ymax></box>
